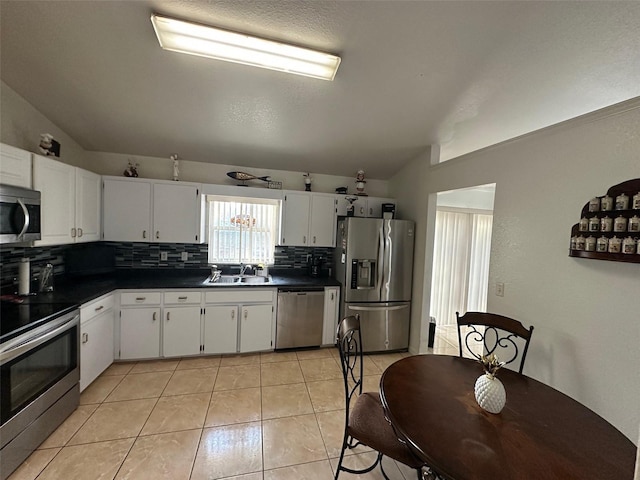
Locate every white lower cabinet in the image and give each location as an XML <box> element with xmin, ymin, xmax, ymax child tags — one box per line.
<box><xmin>203</xmin><ymin>305</ymin><xmax>238</xmax><ymax>354</ymax></box>
<box><xmin>117</xmin><ymin>288</ymin><xmax>275</xmax><ymax>359</ymax></box>
<box><xmin>80</xmin><ymin>294</ymin><xmax>115</xmax><ymax>391</ymax></box>
<box><xmin>322</xmin><ymin>287</ymin><xmax>340</xmax><ymax>346</ymax></box>
<box><xmin>120</xmin><ymin>307</ymin><xmax>161</xmax><ymax>360</ymax></box>
<box><xmin>240</xmin><ymin>304</ymin><xmax>274</xmax><ymax>352</ymax></box>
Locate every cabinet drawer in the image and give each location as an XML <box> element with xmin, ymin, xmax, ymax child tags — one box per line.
<box><xmin>120</xmin><ymin>291</ymin><xmax>162</xmax><ymax>306</ymax></box>
<box><xmin>163</xmin><ymin>291</ymin><xmax>202</xmax><ymax>305</ymax></box>
<box><xmin>205</xmin><ymin>289</ymin><xmax>274</xmax><ymax>304</ymax></box>
<box><xmin>80</xmin><ymin>294</ymin><xmax>115</xmax><ymax>324</ymax></box>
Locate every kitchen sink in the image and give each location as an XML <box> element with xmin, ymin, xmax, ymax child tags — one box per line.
<box><xmin>204</xmin><ymin>274</ymin><xmax>272</xmax><ymax>285</ymax></box>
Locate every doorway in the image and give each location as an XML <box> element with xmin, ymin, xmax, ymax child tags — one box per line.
<box><xmin>429</xmin><ymin>184</ymin><xmax>496</xmax><ymax>354</ymax></box>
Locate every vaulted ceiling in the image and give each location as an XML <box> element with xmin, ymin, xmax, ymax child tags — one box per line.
<box><xmin>2</xmin><ymin>1</ymin><xmax>639</xmax><ymax>179</ymax></box>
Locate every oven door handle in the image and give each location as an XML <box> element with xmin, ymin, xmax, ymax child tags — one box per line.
<box><xmin>0</xmin><ymin>315</ymin><xmax>78</xmax><ymax>364</ymax></box>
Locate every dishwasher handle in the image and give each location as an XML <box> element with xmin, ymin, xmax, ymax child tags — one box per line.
<box><xmin>277</xmin><ymin>288</ymin><xmax>324</xmax><ymax>294</ymax></box>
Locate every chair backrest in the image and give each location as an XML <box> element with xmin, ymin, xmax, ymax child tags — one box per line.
<box><xmin>336</xmin><ymin>314</ymin><xmax>364</xmax><ymax>412</ymax></box>
<box><xmin>456</xmin><ymin>311</ymin><xmax>534</xmax><ymax>374</ymax></box>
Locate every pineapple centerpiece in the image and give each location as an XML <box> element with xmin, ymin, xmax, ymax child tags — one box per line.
<box><xmin>474</xmin><ymin>354</ymin><xmax>507</xmax><ymax>414</ymax></box>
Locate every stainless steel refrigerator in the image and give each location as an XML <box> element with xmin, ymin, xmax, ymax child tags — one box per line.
<box><xmin>334</xmin><ymin>217</ymin><xmax>415</xmax><ymax>352</ymax></box>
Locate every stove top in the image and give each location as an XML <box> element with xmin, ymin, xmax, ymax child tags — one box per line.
<box><xmin>0</xmin><ymin>300</ymin><xmax>77</xmax><ymax>343</ymax></box>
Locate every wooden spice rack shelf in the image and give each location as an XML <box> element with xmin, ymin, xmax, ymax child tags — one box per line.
<box><xmin>568</xmin><ymin>178</ymin><xmax>640</xmax><ymax>264</ymax></box>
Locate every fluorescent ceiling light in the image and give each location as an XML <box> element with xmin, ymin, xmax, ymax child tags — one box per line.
<box><xmin>151</xmin><ymin>14</ymin><xmax>341</xmax><ymax>81</ymax></box>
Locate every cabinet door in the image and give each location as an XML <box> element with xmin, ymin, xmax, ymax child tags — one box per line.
<box><xmin>80</xmin><ymin>309</ymin><xmax>114</xmax><ymax>391</ymax></box>
<box><xmin>240</xmin><ymin>304</ymin><xmax>273</xmax><ymax>352</ymax></box>
<box><xmin>103</xmin><ymin>178</ymin><xmax>152</xmax><ymax>242</ymax></box>
<box><xmin>120</xmin><ymin>307</ymin><xmax>160</xmax><ymax>359</ymax></box>
<box><xmin>310</xmin><ymin>194</ymin><xmax>337</xmax><ymax>247</ymax></box>
<box><xmin>163</xmin><ymin>306</ymin><xmax>201</xmax><ymax>357</ymax></box>
<box><xmin>280</xmin><ymin>193</ymin><xmax>310</xmax><ymax>246</ymax></box>
<box><xmin>33</xmin><ymin>154</ymin><xmax>75</xmax><ymax>245</ymax></box>
<box><xmin>75</xmin><ymin>168</ymin><xmax>101</xmax><ymax>242</ymax></box>
<box><xmin>203</xmin><ymin>306</ymin><xmax>238</xmax><ymax>354</ymax></box>
<box><xmin>0</xmin><ymin>143</ymin><xmax>31</xmax><ymax>188</ymax></box>
<box><xmin>153</xmin><ymin>183</ymin><xmax>201</xmax><ymax>243</ymax></box>
<box><xmin>366</xmin><ymin>197</ymin><xmax>393</xmax><ymax>218</ymax></box>
<box><xmin>322</xmin><ymin>287</ymin><xmax>340</xmax><ymax>346</ymax></box>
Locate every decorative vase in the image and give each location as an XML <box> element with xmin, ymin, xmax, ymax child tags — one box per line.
<box><xmin>474</xmin><ymin>373</ymin><xmax>506</xmax><ymax>414</ymax></box>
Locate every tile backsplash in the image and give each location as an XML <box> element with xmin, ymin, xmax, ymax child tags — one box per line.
<box><xmin>1</xmin><ymin>242</ymin><xmax>333</xmax><ymax>288</ymax></box>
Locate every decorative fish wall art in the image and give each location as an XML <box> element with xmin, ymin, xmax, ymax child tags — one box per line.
<box><xmin>227</xmin><ymin>171</ymin><xmax>271</xmax><ymax>185</ymax></box>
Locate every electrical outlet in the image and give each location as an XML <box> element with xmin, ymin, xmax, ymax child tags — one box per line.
<box><xmin>496</xmin><ymin>282</ymin><xmax>505</xmax><ymax>297</ymax></box>
<box><xmin>160</xmin><ymin>251</ymin><xmax>168</xmax><ymax>261</ymax></box>
<box><xmin>181</xmin><ymin>252</ymin><xmax>189</xmax><ymax>261</ymax></box>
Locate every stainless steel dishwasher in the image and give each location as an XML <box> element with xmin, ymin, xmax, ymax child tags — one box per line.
<box><xmin>276</xmin><ymin>288</ymin><xmax>325</xmax><ymax>349</ymax></box>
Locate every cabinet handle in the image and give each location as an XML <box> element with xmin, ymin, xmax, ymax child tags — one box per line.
<box><xmin>143</xmin><ymin>230</ymin><xmax>147</xmax><ymax>239</ymax></box>
<box><xmin>167</xmin><ymin>312</ymin><xmax>171</xmax><ymax>321</ymax></box>
<box><xmin>178</xmin><ymin>296</ymin><xmax>188</xmax><ymax>301</ymax></box>
<box><xmin>303</xmin><ymin>235</ymin><xmax>307</xmax><ymax>244</ymax></box>
<box><xmin>331</xmin><ymin>292</ymin><xmax>334</xmax><ymax>301</ymax></box>
<box><xmin>244</xmin><ymin>309</ymin><xmax>248</xmax><ymax>319</ymax></box>
<box><xmin>231</xmin><ymin>309</ymin><xmax>235</xmax><ymax>319</ymax></box>
<box><xmin>152</xmin><ymin>311</ymin><xmax>157</xmax><ymax>321</ymax></box>
<box><xmin>156</xmin><ymin>231</ymin><xmax>160</xmax><ymax>239</ymax></box>
<box><xmin>71</xmin><ymin>227</ymin><xmax>76</xmax><ymax>238</ymax></box>
<box><xmin>313</xmin><ymin>236</ymin><xmax>316</xmax><ymax>244</ymax></box>
<box><xmin>78</xmin><ymin>228</ymin><xmax>83</xmax><ymax>237</ymax></box>
<box><xmin>94</xmin><ymin>305</ymin><xmax>104</xmax><ymax>312</ymax></box>
<box><xmin>369</xmin><ymin>207</ymin><xmax>373</xmax><ymax>215</ymax></box>
<box><xmin>136</xmin><ymin>297</ymin><xmax>146</xmax><ymax>301</ymax></box>
<box><xmin>82</xmin><ymin>332</ymin><xmax>89</xmax><ymax>344</ymax></box>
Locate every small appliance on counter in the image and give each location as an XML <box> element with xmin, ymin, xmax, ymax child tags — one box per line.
<box><xmin>308</xmin><ymin>255</ymin><xmax>325</xmax><ymax>277</ymax></box>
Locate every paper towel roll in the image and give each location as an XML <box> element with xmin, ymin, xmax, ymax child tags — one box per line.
<box><xmin>18</xmin><ymin>258</ymin><xmax>30</xmax><ymax>295</ymax></box>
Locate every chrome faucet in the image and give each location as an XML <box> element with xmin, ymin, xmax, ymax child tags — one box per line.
<box><xmin>239</xmin><ymin>264</ymin><xmax>253</xmax><ymax>276</ymax></box>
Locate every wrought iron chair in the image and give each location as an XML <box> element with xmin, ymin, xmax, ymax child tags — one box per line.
<box><xmin>455</xmin><ymin>311</ymin><xmax>534</xmax><ymax>373</ymax></box>
<box><xmin>334</xmin><ymin>314</ymin><xmax>426</xmax><ymax>480</ymax></box>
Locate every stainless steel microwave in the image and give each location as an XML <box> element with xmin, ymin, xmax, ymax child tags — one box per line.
<box><xmin>0</xmin><ymin>184</ymin><xmax>41</xmax><ymax>244</ymax></box>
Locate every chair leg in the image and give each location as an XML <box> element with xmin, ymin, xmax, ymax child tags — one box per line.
<box><xmin>335</xmin><ymin>445</ymin><xmax>384</xmax><ymax>478</ymax></box>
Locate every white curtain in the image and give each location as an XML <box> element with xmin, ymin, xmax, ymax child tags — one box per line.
<box><xmin>430</xmin><ymin>209</ymin><xmax>493</xmax><ymax>327</ymax></box>
<box><xmin>207</xmin><ymin>197</ymin><xmax>279</xmax><ymax>265</ymax></box>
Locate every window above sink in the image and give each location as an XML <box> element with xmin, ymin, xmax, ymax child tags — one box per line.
<box><xmin>206</xmin><ymin>195</ymin><xmax>280</xmax><ymax>266</ymax></box>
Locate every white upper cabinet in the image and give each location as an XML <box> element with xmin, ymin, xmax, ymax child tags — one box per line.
<box><xmin>102</xmin><ymin>177</ymin><xmax>202</xmax><ymax>243</ymax></box>
<box><xmin>74</xmin><ymin>167</ymin><xmax>102</xmax><ymax>242</ymax></box>
<box><xmin>280</xmin><ymin>192</ymin><xmax>337</xmax><ymax>247</ymax></box>
<box><xmin>153</xmin><ymin>182</ymin><xmax>201</xmax><ymax>243</ymax></box>
<box><xmin>336</xmin><ymin>195</ymin><xmax>394</xmax><ymax>218</ymax></box>
<box><xmin>0</xmin><ymin>143</ymin><xmax>32</xmax><ymax>188</ymax></box>
<box><xmin>33</xmin><ymin>154</ymin><xmax>101</xmax><ymax>245</ymax></box>
<box><xmin>103</xmin><ymin>178</ymin><xmax>152</xmax><ymax>242</ymax></box>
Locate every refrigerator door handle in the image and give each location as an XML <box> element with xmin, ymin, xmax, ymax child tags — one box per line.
<box><xmin>377</xmin><ymin>222</ymin><xmax>384</xmax><ymax>298</ymax></box>
<box><xmin>347</xmin><ymin>304</ymin><xmax>409</xmax><ymax>312</ymax></box>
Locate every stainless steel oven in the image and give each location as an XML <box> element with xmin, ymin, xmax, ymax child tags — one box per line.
<box><xmin>0</xmin><ymin>309</ymin><xmax>79</xmax><ymax>479</ymax></box>
<box><xmin>0</xmin><ymin>184</ymin><xmax>42</xmax><ymax>244</ymax></box>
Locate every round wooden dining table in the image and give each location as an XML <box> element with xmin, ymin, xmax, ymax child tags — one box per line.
<box><xmin>379</xmin><ymin>355</ymin><xmax>636</xmax><ymax>480</ymax></box>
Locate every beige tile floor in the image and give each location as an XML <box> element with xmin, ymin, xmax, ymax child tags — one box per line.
<box><xmin>10</xmin><ymin>346</ymin><xmax>465</xmax><ymax>480</ymax></box>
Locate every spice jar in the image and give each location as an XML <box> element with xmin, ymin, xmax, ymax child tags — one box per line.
<box><xmin>615</xmin><ymin>193</ymin><xmax>629</xmax><ymax>210</ymax></box>
<box><xmin>622</xmin><ymin>237</ymin><xmax>636</xmax><ymax>254</ymax></box>
<box><xmin>588</xmin><ymin>197</ymin><xmax>600</xmax><ymax>212</ymax></box>
<box><xmin>579</xmin><ymin>217</ymin><xmax>589</xmax><ymax>232</ymax></box>
<box><xmin>614</xmin><ymin>216</ymin><xmax>627</xmax><ymax>233</ymax></box>
<box><xmin>596</xmin><ymin>236</ymin><xmax>609</xmax><ymax>253</ymax></box>
<box><xmin>608</xmin><ymin>236</ymin><xmax>622</xmax><ymax>253</ymax></box>
<box><xmin>588</xmin><ymin>216</ymin><xmax>599</xmax><ymax>232</ymax></box>
<box><xmin>601</xmin><ymin>195</ymin><xmax>613</xmax><ymax>211</ymax></box>
<box><xmin>629</xmin><ymin>215</ymin><xmax>640</xmax><ymax>233</ymax></box>
<box><xmin>576</xmin><ymin>236</ymin><xmax>586</xmax><ymax>251</ymax></box>
<box><xmin>633</xmin><ymin>192</ymin><xmax>640</xmax><ymax>210</ymax></box>
<box><xmin>600</xmin><ymin>216</ymin><xmax>613</xmax><ymax>232</ymax></box>
<box><xmin>570</xmin><ymin>236</ymin><xmax>578</xmax><ymax>250</ymax></box>
<box><xmin>585</xmin><ymin>236</ymin><xmax>597</xmax><ymax>252</ymax></box>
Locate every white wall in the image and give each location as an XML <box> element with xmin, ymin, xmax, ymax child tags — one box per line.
<box><xmin>390</xmin><ymin>99</ymin><xmax>640</xmax><ymax>441</ymax></box>
<box><xmin>89</xmin><ymin>151</ymin><xmax>389</xmax><ymax>196</ymax></box>
<box><xmin>0</xmin><ymin>81</ymin><xmax>88</xmax><ymax>169</ymax></box>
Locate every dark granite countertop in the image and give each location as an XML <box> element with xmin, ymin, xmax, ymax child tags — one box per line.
<box><xmin>1</xmin><ymin>269</ymin><xmax>341</xmax><ymax>340</ymax></box>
